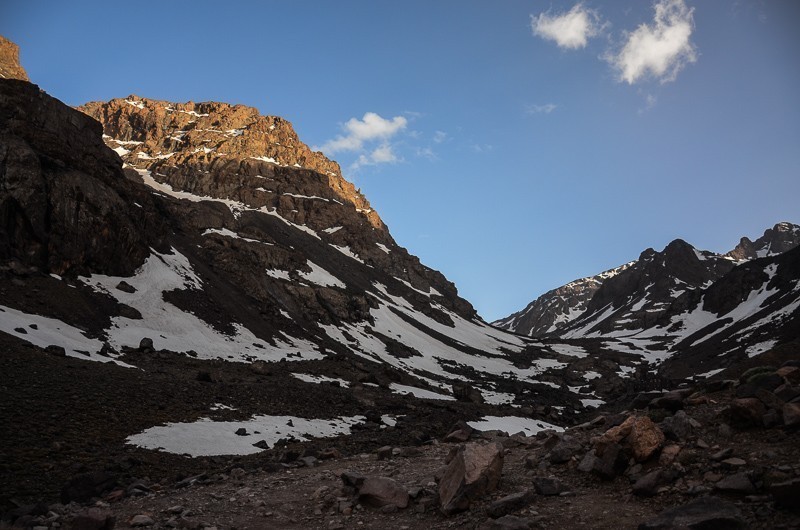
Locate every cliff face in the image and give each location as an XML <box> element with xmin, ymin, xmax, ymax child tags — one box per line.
<box><xmin>0</xmin><ymin>36</ymin><xmax>29</xmax><ymax>81</ymax></box>
<box><xmin>79</xmin><ymin>96</ymin><xmax>384</xmax><ymax>231</ymax></box>
<box><xmin>0</xmin><ymin>80</ymin><xmax>166</xmax><ymax>276</ymax></box>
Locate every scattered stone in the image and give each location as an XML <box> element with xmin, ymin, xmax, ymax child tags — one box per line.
<box><xmin>710</xmin><ymin>448</ymin><xmax>733</xmax><ymax>461</ymax></box>
<box><xmin>486</xmin><ymin>490</ymin><xmax>536</xmax><ymax>518</ymax></box>
<box><xmin>715</xmin><ymin>472</ymin><xmax>755</xmax><ymax>494</ymax></box>
<box><xmin>729</xmin><ymin>398</ymin><xmax>767</xmax><ymax>427</ymax></box>
<box><xmin>358</xmin><ymin>476</ymin><xmax>409</xmax><ymax>509</ymax></box>
<box><xmin>480</xmin><ymin>515</ymin><xmax>534</xmax><ymax>530</ymax></box>
<box><xmin>116</xmin><ymin>281</ymin><xmax>136</xmax><ymax>293</ymax></box>
<box><xmin>633</xmin><ymin>470</ymin><xmax>662</xmax><ymax>497</ymax></box>
<box><xmin>783</xmin><ymin>402</ymin><xmax>800</xmax><ymax>427</ymax></box>
<box><xmin>659</xmin><ymin>444</ymin><xmax>681</xmax><ymax>466</ymax></box>
<box><xmin>439</xmin><ymin>442</ymin><xmax>504</xmax><ymax>515</ymax></box>
<box><xmin>235</xmin><ymin>428</ymin><xmax>248</xmax><ymax>436</ymax></box>
<box><xmin>637</xmin><ymin>496</ymin><xmax>744</xmax><ymax>529</ymax></box>
<box><xmin>130</xmin><ymin>514</ymin><xmax>155</xmax><ymax>527</ymax></box>
<box><xmin>138</xmin><ymin>337</ymin><xmax>154</xmax><ymax>352</ymax></box>
<box><xmin>661</xmin><ymin>410</ymin><xmax>693</xmax><ymax>441</ymax></box>
<box><xmin>340</xmin><ymin>471</ymin><xmax>366</xmax><ymax>488</ymax></box>
<box><xmin>721</xmin><ymin>457</ymin><xmax>746</xmax><ymax>467</ymax></box>
<box><xmin>532</xmin><ymin>476</ymin><xmax>564</xmax><ymax>496</ymax></box>
<box><xmin>452</xmin><ymin>383</ymin><xmax>484</xmax><ymax>404</ymax></box>
<box><xmin>376</xmin><ymin>446</ymin><xmax>393</xmax><ymax>460</ymax></box>
<box><xmin>548</xmin><ymin>435</ymin><xmax>582</xmax><ymax>464</ymax></box>
<box><xmin>61</xmin><ymin>471</ymin><xmax>117</xmax><ymax>504</ymax></box>
<box><xmin>45</xmin><ymin>344</ymin><xmax>67</xmax><ymax>357</ymax></box>
<box><xmin>70</xmin><ymin>508</ymin><xmax>116</xmax><ymax>530</ymax></box>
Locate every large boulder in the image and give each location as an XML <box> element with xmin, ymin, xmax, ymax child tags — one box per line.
<box><xmin>439</xmin><ymin>442</ymin><xmax>504</xmax><ymax>515</ymax></box>
<box><xmin>729</xmin><ymin>398</ymin><xmax>767</xmax><ymax>427</ymax></box>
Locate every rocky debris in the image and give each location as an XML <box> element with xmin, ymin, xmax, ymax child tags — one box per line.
<box><xmin>452</xmin><ymin>383</ymin><xmax>485</xmax><ymax>404</ymax></box>
<box><xmin>130</xmin><ymin>513</ymin><xmax>155</xmax><ymax>526</ymax></box>
<box><xmin>532</xmin><ymin>476</ymin><xmax>565</xmax><ymax>496</ymax></box>
<box><xmin>357</xmin><ymin>476</ymin><xmax>409</xmax><ymax>509</ymax></box>
<box><xmin>715</xmin><ymin>472</ymin><xmax>755</xmax><ymax>494</ymax></box>
<box><xmin>0</xmin><ymin>35</ymin><xmax>28</xmax><ymax>81</ymax></box>
<box><xmin>486</xmin><ymin>490</ymin><xmax>536</xmax><ymax>518</ymax></box>
<box><xmin>591</xmin><ymin>415</ymin><xmax>665</xmax><ymax>464</ymax></box>
<box><xmin>61</xmin><ymin>471</ymin><xmax>118</xmax><ymax>504</ymax></box>
<box><xmin>70</xmin><ymin>507</ymin><xmax>116</xmax><ymax>530</ymax></box>
<box><xmin>438</xmin><ymin>442</ymin><xmax>504</xmax><ymax>514</ymax></box>
<box><xmin>638</xmin><ymin>496</ymin><xmax>745</xmax><ymax>529</ymax></box>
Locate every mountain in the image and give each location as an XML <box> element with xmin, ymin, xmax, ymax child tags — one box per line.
<box><xmin>493</xmin><ymin>261</ymin><xmax>634</xmax><ymax>336</ymax></box>
<box><xmin>495</xmin><ymin>223</ymin><xmax>800</xmax><ymax>381</ymax></box>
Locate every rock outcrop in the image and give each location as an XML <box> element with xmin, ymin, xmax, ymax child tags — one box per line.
<box><xmin>0</xmin><ymin>36</ymin><xmax>29</xmax><ymax>81</ymax></box>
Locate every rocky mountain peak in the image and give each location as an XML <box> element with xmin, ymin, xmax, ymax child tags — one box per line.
<box><xmin>78</xmin><ymin>95</ymin><xmax>385</xmax><ymax>231</ymax></box>
<box><xmin>0</xmin><ymin>36</ymin><xmax>29</xmax><ymax>81</ymax></box>
<box><xmin>725</xmin><ymin>221</ymin><xmax>800</xmax><ymax>261</ymax></box>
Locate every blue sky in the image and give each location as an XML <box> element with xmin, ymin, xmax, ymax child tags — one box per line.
<box><xmin>3</xmin><ymin>1</ymin><xmax>799</xmax><ymax>321</ymax></box>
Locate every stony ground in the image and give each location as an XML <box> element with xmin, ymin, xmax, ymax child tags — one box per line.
<box><xmin>3</xmin><ymin>334</ymin><xmax>799</xmax><ymax>529</ymax></box>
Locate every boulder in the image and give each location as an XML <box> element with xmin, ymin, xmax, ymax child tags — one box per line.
<box><xmin>486</xmin><ymin>490</ymin><xmax>535</xmax><ymax>518</ymax></box>
<box><xmin>138</xmin><ymin>337</ymin><xmax>154</xmax><ymax>352</ymax></box>
<box><xmin>659</xmin><ymin>444</ymin><xmax>681</xmax><ymax>466</ymax></box>
<box><xmin>661</xmin><ymin>410</ymin><xmax>693</xmax><ymax>441</ymax></box>
<box><xmin>628</xmin><ymin>416</ymin><xmax>665</xmax><ymax>462</ymax></box>
<box><xmin>637</xmin><ymin>496</ymin><xmax>745</xmax><ymax>529</ymax></box>
<box><xmin>632</xmin><ymin>470</ymin><xmax>662</xmax><ymax>497</ymax></box>
<box><xmin>548</xmin><ymin>435</ymin><xmax>582</xmax><ymax>463</ymax></box>
<box><xmin>729</xmin><ymin>398</ymin><xmax>766</xmax><ymax>427</ymax></box>
<box><xmin>358</xmin><ymin>476</ymin><xmax>409</xmax><ymax>509</ymax></box>
<box><xmin>452</xmin><ymin>383</ymin><xmax>484</xmax><ymax>404</ymax></box>
<box><xmin>783</xmin><ymin>403</ymin><xmax>800</xmax><ymax>427</ymax></box>
<box><xmin>439</xmin><ymin>442</ymin><xmax>504</xmax><ymax>515</ymax></box>
<box><xmin>532</xmin><ymin>476</ymin><xmax>564</xmax><ymax>496</ymax></box>
<box><xmin>715</xmin><ymin>472</ymin><xmax>755</xmax><ymax>494</ymax></box>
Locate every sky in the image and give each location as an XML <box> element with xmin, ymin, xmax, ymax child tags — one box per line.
<box><xmin>2</xmin><ymin>1</ymin><xmax>799</xmax><ymax>321</ymax></box>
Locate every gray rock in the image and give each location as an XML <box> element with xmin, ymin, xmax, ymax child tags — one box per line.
<box><xmin>532</xmin><ymin>476</ymin><xmax>564</xmax><ymax>496</ymax></box>
<box><xmin>637</xmin><ymin>496</ymin><xmax>745</xmax><ymax>529</ymax></box>
<box><xmin>632</xmin><ymin>470</ymin><xmax>662</xmax><ymax>497</ymax></box>
<box><xmin>486</xmin><ymin>490</ymin><xmax>535</xmax><ymax>518</ymax></box>
<box><xmin>480</xmin><ymin>515</ymin><xmax>534</xmax><ymax>530</ymax></box>
<box><xmin>715</xmin><ymin>472</ymin><xmax>755</xmax><ymax>494</ymax></box>
<box><xmin>69</xmin><ymin>508</ymin><xmax>116</xmax><ymax>530</ymax></box>
<box><xmin>130</xmin><ymin>514</ymin><xmax>155</xmax><ymax>527</ymax></box>
<box><xmin>358</xmin><ymin>476</ymin><xmax>409</xmax><ymax>509</ymax></box>
<box><xmin>138</xmin><ymin>337</ymin><xmax>154</xmax><ymax>352</ymax></box>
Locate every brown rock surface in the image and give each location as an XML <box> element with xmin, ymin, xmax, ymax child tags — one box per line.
<box><xmin>628</xmin><ymin>416</ymin><xmax>665</xmax><ymax>462</ymax></box>
<box><xmin>0</xmin><ymin>36</ymin><xmax>29</xmax><ymax>81</ymax></box>
<box><xmin>357</xmin><ymin>476</ymin><xmax>410</xmax><ymax>508</ymax></box>
<box><xmin>439</xmin><ymin>442</ymin><xmax>504</xmax><ymax>515</ymax></box>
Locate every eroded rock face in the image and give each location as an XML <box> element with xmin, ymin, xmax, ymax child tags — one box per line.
<box><xmin>0</xmin><ymin>79</ymin><xmax>166</xmax><ymax>276</ymax></box>
<box><xmin>0</xmin><ymin>36</ymin><xmax>29</xmax><ymax>81</ymax></box>
<box><xmin>439</xmin><ymin>442</ymin><xmax>504</xmax><ymax>515</ymax></box>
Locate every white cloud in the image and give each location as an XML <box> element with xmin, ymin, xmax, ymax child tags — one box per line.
<box><xmin>525</xmin><ymin>103</ymin><xmax>558</xmax><ymax>115</ymax></box>
<box><xmin>531</xmin><ymin>3</ymin><xmax>602</xmax><ymax>49</ymax></box>
<box><xmin>609</xmin><ymin>0</ymin><xmax>697</xmax><ymax>84</ymax></box>
<box><xmin>433</xmin><ymin>131</ymin><xmax>448</xmax><ymax>143</ymax></box>
<box><xmin>317</xmin><ymin>112</ymin><xmax>407</xmax><ymax>154</ymax></box>
<box><xmin>351</xmin><ymin>143</ymin><xmax>401</xmax><ymax>170</ymax></box>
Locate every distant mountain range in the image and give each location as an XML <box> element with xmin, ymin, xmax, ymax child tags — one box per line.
<box><xmin>495</xmin><ymin>222</ymin><xmax>800</xmax><ymax>378</ymax></box>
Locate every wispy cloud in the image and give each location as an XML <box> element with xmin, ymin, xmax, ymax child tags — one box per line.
<box><xmin>608</xmin><ymin>0</ymin><xmax>697</xmax><ymax>84</ymax></box>
<box><xmin>316</xmin><ymin>112</ymin><xmax>407</xmax><ymax>154</ymax></box>
<box><xmin>351</xmin><ymin>143</ymin><xmax>401</xmax><ymax>171</ymax></box>
<box><xmin>433</xmin><ymin>130</ymin><xmax>448</xmax><ymax>143</ymax></box>
<box><xmin>525</xmin><ymin>103</ymin><xmax>558</xmax><ymax>115</ymax></box>
<box><xmin>531</xmin><ymin>3</ymin><xmax>603</xmax><ymax>50</ymax></box>
<box><xmin>471</xmin><ymin>144</ymin><xmax>493</xmax><ymax>154</ymax></box>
